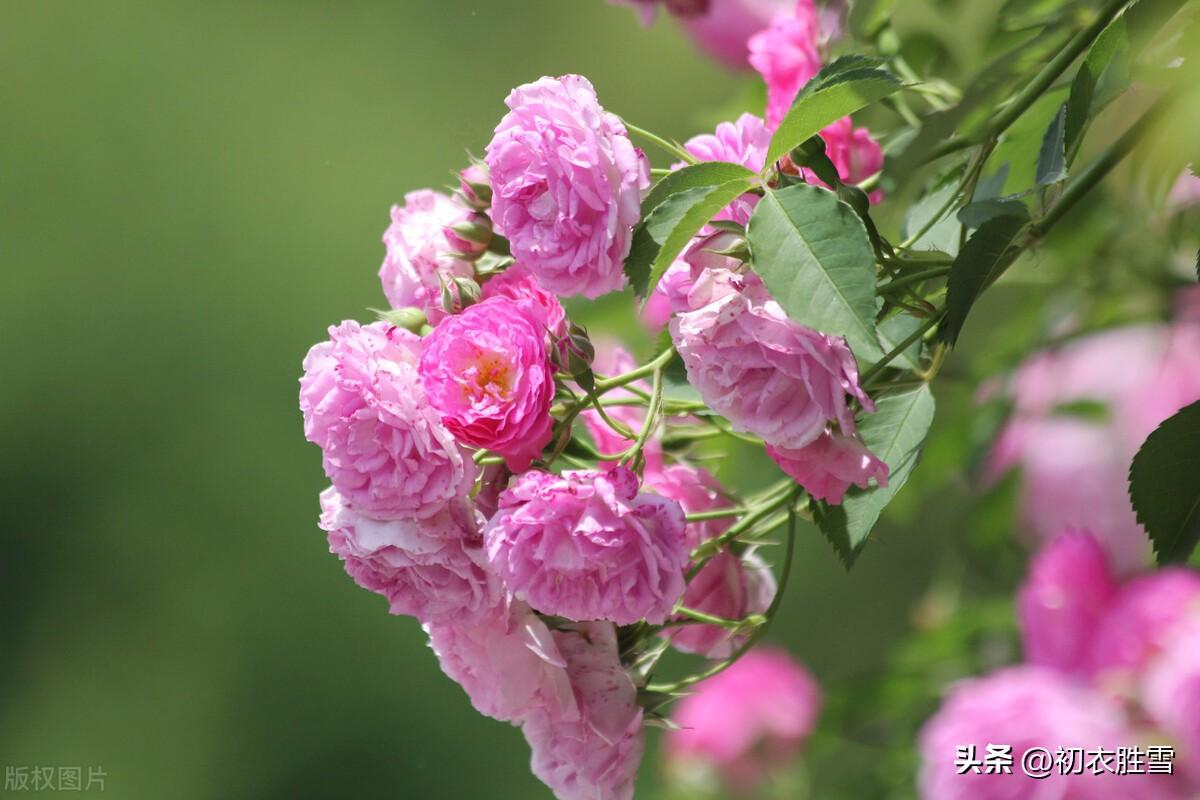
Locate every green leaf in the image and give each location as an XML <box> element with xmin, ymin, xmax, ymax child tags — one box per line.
<box><xmin>957</xmin><ymin>198</ymin><xmax>1031</xmax><ymax>229</ymax></box>
<box><xmin>939</xmin><ymin>214</ymin><xmax>1027</xmax><ymax>346</ymax></box>
<box><xmin>1129</xmin><ymin>399</ymin><xmax>1200</xmax><ymax>565</ymax></box>
<box><xmin>814</xmin><ymin>385</ymin><xmax>937</xmax><ymax>567</ymax></box>
<box><xmin>1064</xmin><ymin>16</ymin><xmax>1129</xmax><ymax>163</ymax></box>
<box><xmin>904</xmin><ymin>169</ymin><xmax>964</xmax><ymax>256</ymax></box>
<box><xmin>641</xmin><ymin>162</ymin><xmax>758</xmax><ymax>217</ymax></box>
<box><xmin>747</xmin><ymin>184</ymin><xmax>882</xmax><ymax>360</ymax></box>
<box><xmin>643</xmin><ymin>178</ymin><xmax>756</xmax><ymax>299</ymax></box>
<box><xmin>1036</xmin><ymin>104</ymin><xmax>1068</xmax><ymax>186</ymax></box>
<box><xmin>848</xmin><ymin>0</ymin><xmax>894</xmax><ymax>39</ymax></box>
<box><xmin>876</xmin><ymin>314</ymin><xmax>924</xmax><ymax>371</ymax></box>
<box><xmin>765</xmin><ymin>57</ymin><xmax>902</xmax><ymax>168</ymax></box>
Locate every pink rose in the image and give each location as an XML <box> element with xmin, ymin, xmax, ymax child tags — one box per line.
<box><xmin>318</xmin><ymin>488</ymin><xmax>499</xmax><ymax>623</ymax></box>
<box><xmin>918</xmin><ymin>666</ymin><xmax>1177</xmax><ymax>800</ymax></box>
<box><xmin>767</xmin><ymin>428</ymin><xmax>888</xmax><ymax>504</ymax></box>
<box><xmin>425</xmin><ymin>598</ymin><xmax>578</xmax><ymax>724</ymax></box>
<box><xmin>680</xmin><ymin>0</ymin><xmax>797</xmax><ymax>70</ymax></box>
<box><xmin>379</xmin><ymin>190</ymin><xmax>474</xmax><ymax>324</ymax></box>
<box><xmin>1083</xmin><ymin>569</ymin><xmax>1200</xmax><ymax>682</ymax></box>
<box><xmin>817</xmin><ymin>116</ymin><xmax>885</xmax><ymax>198</ymax></box>
<box><xmin>299</xmin><ymin>321</ymin><xmax>476</xmax><ymax>519</ymax></box>
<box><xmin>748</xmin><ymin>1</ymin><xmax>823</xmax><ymax>128</ymax></box>
<box><xmin>522</xmin><ymin>622</ymin><xmax>645</xmax><ymax>800</ymax></box>
<box><xmin>486</xmin><ymin>75</ymin><xmax>650</xmax><ymax>299</ymax></box>
<box><xmin>670</xmin><ymin>270</ymin><xmax>872</xmax><ymax>449</ymax></box>
<box><xmin>683</xmin><ymin>113</ymin><xmax>772</xmax><ymax>225</ymax></box>
<box><xmin>419</xmin><ymin>296</ymin><xmax>555</xmax><ymax>471</ymax></box>
<box><xmin>642</xmin><ymin>229</ymin><xmax>748</xmax><ymax>332</ymax></box>
<box><xmin>484</xmin><ymin>467</ymin><xmax>689</xmax><ymax>625</ymax></box>
<box><xmin>480</xmin><ymin>263</ymin><xmax>569</xmax><ymax>345</ymax></box>
<box><xmin>666</xmin><ymin>647</ymin><xmax>821</xmax><ymax>792</ymax></box>
<box><xmin>644</xmin><ymin>463</ymin><xmax>776</xmax><ymax>657</ymax></box>
<box><xmin>1017</xmin><ymin>530</ymin><xmax>1118</xmax><ymax>675</ymax></box>
<box><xmin>1142</xmin><ymin>622</ymin><xmax>1200</xmax><ymax>779</ymax></box>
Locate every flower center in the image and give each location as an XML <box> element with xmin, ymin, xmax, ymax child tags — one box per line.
<box><xmin>464</xmin><ymin>351</ymin><xmax>513</xmax><ymax>402</ymax></box>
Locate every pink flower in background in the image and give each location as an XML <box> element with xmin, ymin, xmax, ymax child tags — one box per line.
<box><xmin>611</xmin><ymin>0</ymin><xmax>711</xmax><ymax>25</ymax></box>
<box><xmin>748</xmin><ymin>1</ymin><xmax>823</xmax><ymax>127</ymax></box>
<box><xmin>667</xmin><ymin>647</ymin><xmax>821</xmax><ymax>792</ymax></box>
<box><xmin>319</xmin><ymin>488</ymin><xmax>499</xmax><ymax>623</ymax></box>
<box><xmin>918</xmin><ymin>666</ymin><xmax>1176</xmax><ymax>800</ymax></box>
<box><xmin>1017</xmin><ymin>530</ymin><xmax>1118</xmax><ymax>675</ymax></box>
<box><xmin>644</xmin><ymin>462</ymin><xmax>735</xmax><ymax>551</ymax></box>
<box><xmin>299</xmin><ymin>321</ymin><xmax>476</xmax><ymax>519</ymax></box>
<box><xmin>668</xmin><ymin>551</ymin><xmax>776</xmax><ymax>658</ymax></box>
<box><xmin>767</xmin><ymin>428</ymin><xmax>888</xmax><ymax>503</ymax></box>
<box><xmin>579</xmin><ymin>344</ymin><xmax>665</xmax><ymax>469</ymax></box>
<box><xmin>681</xmin><ymin>0</ymin><xmax>799</xmax><ymax>69</ymax></box>
<box><xmin>484</xmin><ymin>467</ymin><xmax>689</xmax><ymax>625</ymax></box>
<box><xmin>671</xmin><ymin>269</ymin><xmax>873</xmax><ymax>450</ymax></box>
<box><xmin>987</xmin><ymin>305</ymin><xmax>1200</xmax><ymax>573</ymax></box>
<box><xmin>1143</xmin><ymin>623</ymin><xmax>1200</xmax><ymax>778</ymax></box>
<box><xmin>425</xmin><ymin>599</ymin><xmax>578</xmax><ymax>725</ymax></box>
<box><xmin>818</xmin><ymin>116</ymin><xmax>885</xmax><ymax>194</ymax></box>
<box><xmin>683</xmin><ymin>113</ymin><xmax>772</xmax><ymax>224</ymax></box>
<box><xmin>487</xmin><ymin>75</ymin><xmax>649</xmax><ymax>299</ymax></box>
<box><xmin>480</xmin><ymin>263</ymin><xmax>569</xmax><ymax>345</ymax></box>
<box><xmin>1168</xmin><ymin>166</ymin><xmax>1200</xmax><ymax>209</ymax></box>
<box><xmin>378</xmin><ymin>190</ymin><xmax>474</xmax><ymax>324</ymax></box>
<box><xmin>523</xmin><ymin>622</ymin><xmax>645</xmax><ymax>800</ymax></box>
<box><xmin>419</xmin><ymin>296</ymin><xmax>555</xmax><ymax>471</ymax></box>
<box><xmin>1083</xmin><ymin>569</ymin><xmax>1200</xmax><ymax>682</ymax></box>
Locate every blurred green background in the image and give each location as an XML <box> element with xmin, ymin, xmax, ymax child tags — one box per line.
<box><xmin>2</xmin><ymin>2</ymin><xmax>1194</xmax><ymax>798</ymax></box>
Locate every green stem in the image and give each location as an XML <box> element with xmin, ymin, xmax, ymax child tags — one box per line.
<box><xmin>685</xmin><ymin>506</ymin><xmax>750</xmax><ymax>522</ymax></box>
<box><xmin>876</xmin><ymin>266</ymin><xmax>952</xmax><ymax>295</ymax></box>
<box><xmin>622</xmin><ymin>120</ymin><xmax>699</xmax><ymax>165</ymax></box>
<box><xmin>860</xmin><ymin>312</ymin><xmax>944</xmax><ymax>386</ymax></box>
<box><xmin>622</xmin><ymin>361</ymin><xmax>665</xmax><ymax>468</ymax></box>
<box><xmin>595</xmin><ymin>347</ymin><xmax>676</xmax><ymax>392</ymax></box>
<box><xmin>672</xmin><ymin>606</ymin><xmax>748</xmax><ymax>630</ymax></box>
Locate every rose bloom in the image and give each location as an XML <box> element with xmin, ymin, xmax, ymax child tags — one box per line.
<box><xmin>767</xmin><ymin>428</ymin><xmax>888</xmax><ymax>504</ymax></box>
<box><xmin>299</xmin><ymin>321</ymin><xmax>476</xmax><ymax>519</ymax></box>
<box><xmin>419</xmin><ymin>296</ymin><xmax>555</xmax><ymax>471</ymax></box>
<box><xmin>1142</xmin><ymin>621</ymin><xmax>1200</xmax><ymax>779</ymax></box>
<box><xmin>378</xmin><ymin>189</ymin><xmax>474</xmax><ymax>324</ymax></box>
<box><xmin>479</xmin><ymin>263</ymin><xmax>568</xmax><ymax>344</ymax></box>
<box><xmin>425</xmin><ymin>598</ymin><xmax>578</xmax><ymax>725</ymax></box>
<box><xmin>748</xmin><ymin>1</ymin><xmax>823</xmax><ymax>127</ymax></box>
<box><xmin>1017</xmin><ymin>530</ymin><xmax>1118</xmax><ymax>676</ymax></box>
<box><xmin>918</xmin><ymin>666</ymin><xmax>1180</xmax><ymax>800</ymax></box>
<box><xmin>666</xmin><ymin>647</ymin><xmax>821</xmax><ymax>793</ymax></box>
<box><xmin>484</xmin><ymin>466</ymin><xmax>689</xmax><ymax>625</ymax></box>
<box><xmin>986</xmin><ymin>306</ymin><xmax>1200</xmax><ymax>573</ymax></box>
<box><xmin>645</xmin><ymin>463</ymin><xmax>776</xmax><ymax>657</ymax></box>
<box><xmin>522</xmin><ymin>622</ymin><xmax>644</xmax><ymax>800</ymax></box>
<box><xmin>486</xmin><ymin>74</ymin><xmax>649</xmax><ymax>299</ymax></box>
<box><xmin>670</xmin><ymin>269</ymin><xmax>873</xmax><ymax>450</ymax></box>
<box><xmin>683</xmin><ymin>113</ymin><xmax>772</xmax><ymax>225</ymax></box>
<box><xmin>318</xmin><ymin>488</ymin><xmax>498</xmax><ymax>623</ymax></box>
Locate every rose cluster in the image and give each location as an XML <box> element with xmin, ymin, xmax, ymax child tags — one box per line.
<box><xmin>299</xmin><ymin>4</ymin><xmax>892</xmax><ymax>791</ymax></box>
<box><xmin>919</xmin><ymin>530</ymin><xmax>1200</xmax><ymax>799</ymax></box>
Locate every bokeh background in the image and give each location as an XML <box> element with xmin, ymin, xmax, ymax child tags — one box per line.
<box><xmin>3</xmin><ymin>2</ymin><xmax>1196</xmax><ymax>798</ymax></box>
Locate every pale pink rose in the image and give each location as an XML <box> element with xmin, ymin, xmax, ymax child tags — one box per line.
<box><xmin>1017</xmin><ymin>530</ymin><xmax>1118</xmax><ymax>675</ymax></box>
<box><xmin>522</xmin><ymin>622</ymin><xmax>645</xmax><ymax>800</ymax></box>
<box><xmin>918</xmin><ymin>666</ymin><xmax>1178</xmax><ymax>800</ymax></box>
<box><xmin>767</xmin><ymin>428</ymin><xmax>888</xmax><ymax>504</ymax></box>
<box><xmin>484</xmin><ymin>467</ymin><xmax>689</xmax><ymax>625</ymax></box>
<box><xmin>479</xmin><ymin>263</ymin><xmax>568</xmax><ymax>345</ymax></box>
<box><xmin>643</xmin><ymin>462</ymin><xmax>735</xmax><ymax>551</ymax></box>
<box><xmin>318</xmin><ymin>488</ymin><xmax>499</xmax><ymax>623</ymax></box>
<box><xmin>419</xmin><ymin>296</ymin><xmax>555</xmax><ymax>471</ymax></box>
<box><xmin>748</xmin><ymin>1</ymin><xmax>823</xmax><ymax>128</ymax></box>
<box><xmin>1084</xmin><ymin>570</ymin><xmax>1200</xmax><ymax>683</ymax></box>
<box><xmin>425</xmin><ymin>598</ymin><xmax>578</xmax><ymax>724</ymax></box>
<box><xmin>670</xmin><ymin>269</ymin><xmax>872</xmax><ymax>449</ymax></box>
<box><xmin>299</xmin><ymin>321</ymin><xmax>476</xmax><ymax>520</ymax></box>
<box><xmin>987</xmin><ymin>314</ymin><xmax>1200</xmax><ymax>573</ymax></box>
<box><xmin>378</xmin><ymin>190</ymin><xmax>474</xmax><ymax>324</ymax></box>
<box><xmin>683</xmin><ymin>113</ymin><xmax>772</xmax><ymax>225</ymax></box>
<box><xmin>486</xmin><ymin>75</ymin><xmax>650</xmax><ymax>299</ymax></box>
<box><xmin>666</xmin><ymin>647</ymin><xmax>821</xmax><ymax>792</ymax></box>
<box><xmin>642</xmin><ymin>229</ymin><xmax>748</xmax><ymax>332</ymax></box>
<box><xmin>1142</xmin><ymin>621</ymin><xmax>1200</xmax><ymax>779</ymax></box>
<box><xmin>1168</xmin><ymin>167</ymin><xmax>1200</xmax><ymax>209</ymax></box>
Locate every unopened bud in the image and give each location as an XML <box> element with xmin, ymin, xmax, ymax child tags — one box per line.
<box><xmin>373</xmin><ymin>306</ymin><xmax>427</xmax><ymax>333</ymax></box>
<box><xmin>457</xmin><ymin>162</ymin><xmax>492</xmax><ymax>210</ymax></box>
<box><xmin>444</xmin><ymin>212</ymin><xmax>493</xmax><ymax>258</ymax></box>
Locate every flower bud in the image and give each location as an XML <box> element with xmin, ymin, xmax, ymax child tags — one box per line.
<box><xmin>443</xmin><ymin>211</ymin><xmax>493</xmax><ymax>259</ymax></box>
<box><xmin>457</xmin><ymin>162</ymin><xmax>492</xmax><ymax>210</ymax></box>
<box><xmin>438</xmin><ymin>274</ymin><xmax>481</xmax><ymax>316</ymax></box>
<box><xmin>373</xmin><ymin>306</ymin><xmax>428</xmax><ymax>333</ymax></box>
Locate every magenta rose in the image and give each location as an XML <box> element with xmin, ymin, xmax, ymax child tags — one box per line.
<box><xmin>748</xmin><ymin>1</ymin><xmax>823</xmax><ymax>127</ymax></box>
<box><xmin>484</xmin><ymin>466</ymin><xmax>689</xmax><ymax>625</ymax></box>
<box><xmin>486</xmin><ymin>74</ymin><xmax>649</xmax><ymax>299</ymax></box>
<box><xmin>1083</xmin><ymin>569</ymin><xmax>1200</xmax><ymax>682</ymax></box>
<box><xmin>1142</xmin><ymin>622</ymin><xmax>1200</xmax><ymax>779</ymax></box>
<box><xmin>1017</xmin><ymin>530</ymin><xmax>1118</xmax><ymax>676</ymax></box>
<box><xmin>299</xmin><ymin>321</ymin><xmax>476</xmax><ymax>519</ymax></box>
<box><xmin>318</xmin><ymin>488</ymin><xmax>498</xmax><ymax>623</ymax></box>
<box><xmin>767</xmin><ymin>428</ymin><xmax>889</xmax><ymax>504</ymax></box>
<box><xmin>419</xmin><ymin>296</ymin><xmax>555</xmax><ymax>471</ymax></box>
<box><xmin>425</xmin><ymin>598</ymin><xmax>578</xmax><ymax>725</ymax></box>
<box><xmin>378</xmin><ymin>190</ymin><xmax>474</xmax><ymax>324</ymax></box>
<box><xmin>522</xmin><ymin>622</ymin><xmax>645</xmax><ymax>800</ymax></box>
<box><xmin>480</xmin><ymin>263</ymin><xmax>569</xmax><ymax>345</ymax></box>
<box><xmin>666</xmin><ymin>647</ymin><xmax>821</xmax><ymax>793</ymax></box>
<box><xmin>670</xmin><ymin>269</ymin><xmax>873</xmax><ymax>450</ymax></box>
